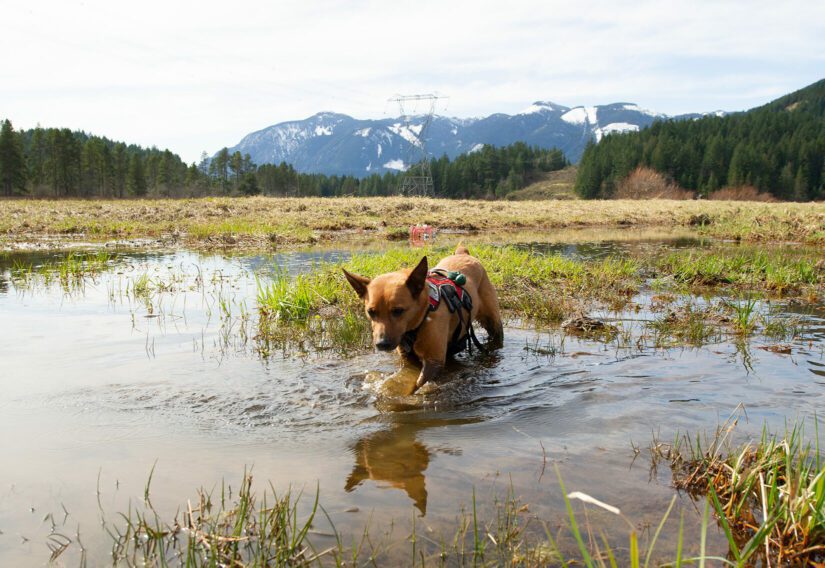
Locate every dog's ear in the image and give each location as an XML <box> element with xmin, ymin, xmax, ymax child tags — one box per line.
<box><xmin>342</xmin><ymin>269</ymin><xmax>370</xmax><ymax>299</ymax></box>
<box><xmin>406</xmin><ymin>256</ymin><xmax>428</xmax><ymax>298</ymax></box>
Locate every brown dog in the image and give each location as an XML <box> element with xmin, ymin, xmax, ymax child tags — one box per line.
<box><xmin>343</xmin><ymin>245</ymin><xmax>503</xmax><ymax>392</ymax></box>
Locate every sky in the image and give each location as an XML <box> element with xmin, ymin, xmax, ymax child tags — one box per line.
<box><xmin>2</xmin><ymin>0</ymin><xmax>824</xmax><ymax>163</ymax></box>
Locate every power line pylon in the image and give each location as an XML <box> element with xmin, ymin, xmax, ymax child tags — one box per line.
<box><xmin>387</xmin><ymin>93</ymin><xmax>447</xmax><ymax>197</ymax></box>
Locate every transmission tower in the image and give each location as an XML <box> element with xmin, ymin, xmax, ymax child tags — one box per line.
<box><xmin>387</xmin><ymin>93</ymin><xmax>447</xmax><ymax>197</ymax></box>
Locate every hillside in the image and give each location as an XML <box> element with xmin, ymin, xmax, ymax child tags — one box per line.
<box><xmin>575</xmin><ymin>78</ymin><xmax>825</xmax><ymax>201</ymax></box>
<box><xmin>504</xmin><ymin>166</ymin><xmax>578</xmax><ymax>200</ymax></box>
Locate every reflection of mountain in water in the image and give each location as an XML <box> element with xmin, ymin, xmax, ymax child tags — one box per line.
<box><xmin>345</xmin><ymin>424</ymin><xmax>431</xmax><ymax>515</ymax></box>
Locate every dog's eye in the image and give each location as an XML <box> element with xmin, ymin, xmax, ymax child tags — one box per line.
<box><xmin>391</xmin><ymin>307</ymin><xmax>406</xmax><ymax>317</ymax></box>
<box><xmin>367</xmin><ymin>308</ymin><xmax>377</xmax><ymax>319</ymax></box>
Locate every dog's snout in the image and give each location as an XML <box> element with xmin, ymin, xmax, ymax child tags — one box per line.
<box><xmin>375</xmin><ymin>339</ymin><xmax>396</xmax><ymax>351</ymax></box>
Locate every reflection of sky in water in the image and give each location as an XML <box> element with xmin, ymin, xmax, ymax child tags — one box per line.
<box><xmin>0</xmin><ymin>245</ymin><xmax>823</xmax><ymax>565</ymax></box>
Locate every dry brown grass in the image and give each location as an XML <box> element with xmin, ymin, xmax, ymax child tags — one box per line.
<box><xmin>708</xmin><ymin>186</ymin><xmax>777</xmax><ymax>202</ymax></box>
<box><xmin>505</xmin><ymin>166</ymin><xmax>578</xmax><ymax>200</ymax></box>
<box><xmin>0</xmin><ymin>196</ymin><xmax>823</xmax><ymax>248</ymax></box>
<box><xmin>614</xmin><ymin>167</ymin><xmax>695</xmax><ymax>200</ymax></box>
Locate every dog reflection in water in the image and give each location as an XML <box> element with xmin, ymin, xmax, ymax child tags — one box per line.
<box><xmin>344</xmin><ymin>424</ymin><xmax>431</xmax><ymax>515</ymax></box>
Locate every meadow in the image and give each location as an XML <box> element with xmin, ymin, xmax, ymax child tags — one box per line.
<box><xmin>0</xmin><ymin>197</ymin><xmax>823</xmax><ymax>250</ymax></box>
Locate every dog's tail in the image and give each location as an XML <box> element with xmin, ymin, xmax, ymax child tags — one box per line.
<box><xmin>455</xmin><ymin>244</ymin><xmax>470</xmax><ymax>255</ymax></box>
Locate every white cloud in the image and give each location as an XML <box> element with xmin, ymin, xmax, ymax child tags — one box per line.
<box><xmin>2</xmin><ymin>0</ymin><xmax>823</xmax><ymax>162</ymax></box>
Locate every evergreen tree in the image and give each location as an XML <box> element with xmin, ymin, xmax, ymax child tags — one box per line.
<box><xmin>211</xmin><ymin>148</ymin><xmax>230</xmax><ymax>191</ymax></box>
<box><xmin>575</xmin><ymin>78</ymin><xmax>825</xmax><ymax>200</ymax></box>
<box><xmin>113</xmin><ymin>143</ymin><xmax>128</xmax><ymax>198</ymax></box>
<box><xmin>793</xmin><ymin>165</ymin><xmax>809</xmax><ymax>201</ymax></box>
<box><xmin>0</xmin><ymin>119</ymin><xmax>26</xmax><ymax>196</ymax></box>
<box><xmin>127</xmin><ymin>154</ymin><xmax>147</xmax><ymax>196</ymax></box>
<box><xmin>28</xmin><ymin>126</ymin><xmax>47</xmax><ymax>192</ymax></box>
<box><xmin>239</xmin><ymin>172</ymin><xmax>259</xmax><ymax>195</ymax></box>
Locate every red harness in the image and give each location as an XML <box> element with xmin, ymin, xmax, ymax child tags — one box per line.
<box><xmin>426</xmin><ymin>272</ymin><xmax>466</xmax><ymax>311</ymax></box>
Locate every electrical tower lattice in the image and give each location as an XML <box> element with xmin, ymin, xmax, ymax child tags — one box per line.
<box><xmin>387</xmin><ymin>93</ymin><xmax>447</xmax><ymax>197</ymax></box>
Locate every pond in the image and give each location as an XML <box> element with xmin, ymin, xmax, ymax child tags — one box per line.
<box><xmin>0</xmin><ymin>234</ymin><xmax>823</xmax><ymax>565</ymax></box>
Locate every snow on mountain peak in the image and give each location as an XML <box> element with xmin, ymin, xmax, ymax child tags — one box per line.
<box><xmin>519</xmin><ymin>101</ymin><xmax>564</xmax><ymax>114</ymax></box>
<box><xmin>561</xmin><ymin>106</ymin><xmax>599</xmax><ymax>125</ymax></box>
<box><xmin>617</xmin><ymin>103</ymin><xmax>664</xmax><ymax>117</ymax></box>
<box><xmin>225</xmin><ymin>98</ymin><xmax>702</xmax><ymax>176</ymax></box>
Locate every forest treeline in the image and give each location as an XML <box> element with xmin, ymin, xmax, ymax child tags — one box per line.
<box><xmin>575</xmin><ymin>79</ymin><xmax>825</xmax><ymax>201</ymax></box>
<box><xmin>0</xmin><ymin>119</ymin><xmax>566</xmax><ymax>200</ymax></box>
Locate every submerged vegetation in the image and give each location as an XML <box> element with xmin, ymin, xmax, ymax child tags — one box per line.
<box><xmin>9</xmin><ymin>250</ymin><xmax>113</xmax><ymax>292</ymax></box>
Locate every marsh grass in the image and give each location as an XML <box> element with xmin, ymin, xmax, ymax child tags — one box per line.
<box><xmin>651</xmin><ymin>249</ymin><xmax>822</xmax><ymax>294</ymax></box>
<box><xmin>647</xmin><ymin>303</ymin><xmax>727</xmax><ymax>347</ymax></box>
<box><xmin>728</xmin><ymin>296</ymin><xmax>759</xmax><ymax>334</ymax></box>
<box><xmin>101</xmin><ymin>465</ymin><xmax>760</xmax><ymax>567</ymax></box>
<box><xmin>9</xmin><ymin>251</ymin><xmax>113</xmax><ymax>292</ymax></box>
<box><xmin>2</xmin><ymin>197</ymin><xmax>823</xmax><ymax>247</ymax></box>
<box><xmin>251</xmin><ymin>246</ymin><xmax>643</xmax><ymax>355</ymax></box>
<box><xmin>761</xmin><ymin>315</ymin><xmax>805</xmax><ymax>342</ymax></box>
<box><xmin>251</xmin><ymin>245</ymin><xmax>822</xmax><ymax>356</ymax></box>
<box><xmin>653</xmin><ymin>417</ymin><xmax>825</xmax><ymax>565</ymax></box>
<box><xmin>110</xmin><ymin>470</ymin><xmax>325</xmax><ymax>566</ymax></box>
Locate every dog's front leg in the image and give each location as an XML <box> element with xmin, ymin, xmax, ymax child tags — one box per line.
<box><xmin>415</xmin><ymin>359</ymin><xmax>444</xmax><ymax>391</ymax></box>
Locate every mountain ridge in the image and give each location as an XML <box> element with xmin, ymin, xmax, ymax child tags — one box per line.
<box><xmin>224</xmin><ymin>101</ymin><xmax>724</xmax><ymax>177</ymax></box>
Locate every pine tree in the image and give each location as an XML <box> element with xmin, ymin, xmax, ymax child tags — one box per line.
<box><xmin>113</xmin><ymin>143</ymin><xmax>128</xmax><ymax>198</ymax></box>
<box><xmin>28</xmin><ymin>126</ymin><xmax>47</xmax><ymax>193</ymax></box>
<box><xmin>778</xmin><ymin>163</ymin><xmax>795</xmax><ymax>199</ymax></box>
<box><xmin>793</xmin><ymin>165</ymin><xmax>809</xmax><ymax>201</ymax></box>
<box><xmin>239</xmin><ymin>172</ymin><xmax>259</xmax><ymax>195</ymax></box>
<box><xmin>0</xmin><ymin>119</ymin><xmax>27</xmax><ymax>196</ymax></box>
<box><xmin>185</xmin><ymin>162</ymin><xmax>201</xmax><ymax>189</ymax></box>
<box><xmin>127</xmin><ymin>154</ymin><xmax>147</xmax><ymax>196</ymax></box>
<box><xmin>212</xmin><ymin>148</ymin><xmax>230</xmax><ymax>191</ymax></box>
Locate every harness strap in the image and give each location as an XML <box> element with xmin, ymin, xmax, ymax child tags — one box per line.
<box><xmin>400</xmin><ymin>269</ymin><xmax>483</xmax><ymax>356</ymax></box>
<box><xmin>400</xmin><ymin>308</ymin><xmax>429</xmax><ymax>354</ymax></box>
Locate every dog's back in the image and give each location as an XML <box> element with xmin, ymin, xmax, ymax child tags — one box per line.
<box><xmin>435</xmin><ymin>245</ymin><xmax>503</xmax><ymax>347</ymax></box>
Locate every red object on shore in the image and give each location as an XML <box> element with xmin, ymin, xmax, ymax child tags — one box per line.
<box><xmin>410</xmin><ymin>224</ymin><xmax>435</xmax><ymax>245</ymax></box>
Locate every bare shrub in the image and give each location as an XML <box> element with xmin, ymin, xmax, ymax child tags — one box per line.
<box><xmin>708</xmin><ymin>186</ymin><xmax>777</xmax><ymax>202</ymax></box>
<box><xmin>614</xmin><ymin>167</ymin><xmax>695</xmax><ymax>200</ymax></box>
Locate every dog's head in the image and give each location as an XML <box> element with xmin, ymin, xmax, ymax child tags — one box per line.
<box><xmin>343</xmin><ymin>256</ymin><xmax>429</xmax><ymax>351</ymax></box>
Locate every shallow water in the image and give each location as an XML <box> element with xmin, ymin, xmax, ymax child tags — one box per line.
<box><xmin>0</xmin><ymin>239</ymin><xmax>823</xmax><ymax>565</ymax></box>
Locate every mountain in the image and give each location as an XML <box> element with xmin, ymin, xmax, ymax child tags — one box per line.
<box><xmin>225</xmin><ymin>102</ymin><xmax>719</xmax><ymax>177</ymax></box>
<box><xmin>575</xmin><ymin>78</ymin><xmax>825</xmax><ymax>201</ymax></box>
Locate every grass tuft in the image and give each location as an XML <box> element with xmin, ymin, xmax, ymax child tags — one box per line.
<box><xmin>655</xmin><ymin>416</ymin><xmax>825</xmax><ymax>565</ymax></box>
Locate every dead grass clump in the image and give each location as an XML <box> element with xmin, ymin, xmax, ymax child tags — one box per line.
<box><xmin>709</xmin><ymin>186</ymin><xmax>777</xmax><ymax>202</ymax></box>
<box><xmin>614</xmin><ymin>167</ymin><xmax>695</xmax><ymax>200</ymax></box>
<box><xmin>653</xmin><ymin>416</ymin><xmax>825</xmax><ymax>566</ymax></box>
